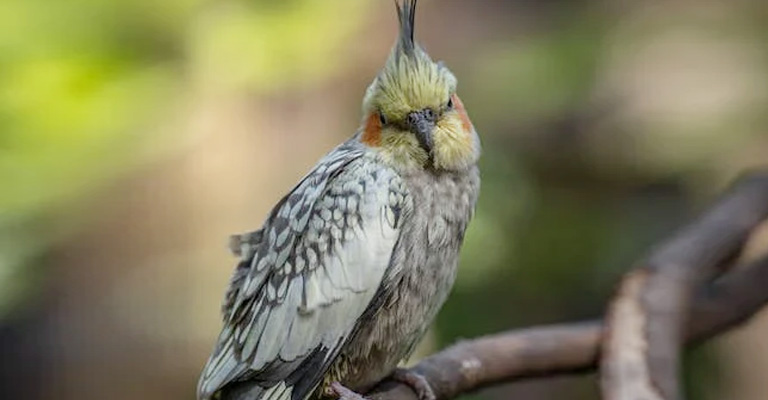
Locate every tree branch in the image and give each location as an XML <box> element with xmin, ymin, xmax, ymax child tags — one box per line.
<box><xmin>369</xmin><ymin>256</ymin><xmax>768</xmax><ymax>400</ymax></box>
<box><xmin>601</xmin><ymin>172</ymin><xmax>768</xmax><ymax>400</ymax></box>
<box><xmin>367</xmin><ymin>171</ymin><xmax>768</xmax><ymax>400</ymax></box>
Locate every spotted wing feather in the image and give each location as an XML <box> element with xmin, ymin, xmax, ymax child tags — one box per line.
<box><xmin>198</xmin><ymin>142</ymin><xmax>410</xmax><ymax>400</ymax></box>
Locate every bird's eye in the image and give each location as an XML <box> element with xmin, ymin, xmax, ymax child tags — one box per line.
<box><xmin>446</xmin><ymin>96</ymin><xmax>454</xmax><ymax>110</ymax></box>
<box><xmin>379</xmin><ymin>112</ymin><xmax>387</xmax><ymax>125</ymax></box>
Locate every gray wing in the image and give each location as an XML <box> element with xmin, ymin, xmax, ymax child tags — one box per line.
<box><xmin>198</xmin><ymin>143</ymin><xmax>410</xmax><ymax>400</ymax></box>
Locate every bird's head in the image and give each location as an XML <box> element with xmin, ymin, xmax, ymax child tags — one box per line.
<box><xmin>359</xmin><ymin>0</ymin><xmax>480</xmax><ymax>173</ymax></box>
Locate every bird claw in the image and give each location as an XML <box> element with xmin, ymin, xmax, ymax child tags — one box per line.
<box><xmin>391</xmin><ymin>368</ymin><xmax>436</xmax><ymax>400</ymax></box>
<box><xmin>330</xmin><ymin>382</ymin><xmax>369</xmax><ymax>400</ymax></box>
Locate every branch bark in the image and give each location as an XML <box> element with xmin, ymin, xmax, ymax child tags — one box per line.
<box><xmin>368</xmin><ymin>256</ymin><xmax>768</xmax><ymax>400</ymax></box>
<box><xmin>366</xmin><ymin>171</ymin><xmax>768</xmax><ymax>400</ymax></box>
<box><xmin>601</xmin><ymin>172</ymin><xmax>768</xmax><ymax>400</ymax></box>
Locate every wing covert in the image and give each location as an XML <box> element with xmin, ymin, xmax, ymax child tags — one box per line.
<box><xmin>198</xmin><ymin>144</ymin><xmax>411</xmax><ymax>400</ymax></box>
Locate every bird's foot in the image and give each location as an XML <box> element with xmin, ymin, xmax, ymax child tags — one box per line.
<box><xmin>330</xmin><ymin>382</ymin><xmax>368</xmax><ymax>400</ymax></box>
<box><xmin>391</xmin><ymin>368</ymin><xmax>436</xmax><ymax>400</ymax></box>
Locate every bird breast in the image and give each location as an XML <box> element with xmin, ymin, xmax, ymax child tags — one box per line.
<box><xmin>335</xmin><ymin>165</ymin><xmax>480</xmax><ymax>392</ymax></box>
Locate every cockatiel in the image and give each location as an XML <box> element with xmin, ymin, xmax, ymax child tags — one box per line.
<box><xmin>197</xmin><ymin>1</ymin><xmax>480</xmax><ymax>399</ymax></box>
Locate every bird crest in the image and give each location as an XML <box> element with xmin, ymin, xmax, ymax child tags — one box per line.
<box><xmin>395</xmin><ymin>0</ymin><xmax>418</xmax><ymax>56</ymax></box>
<box><xmin>364</xmin><ymin>0</ymin><xmax>457</xmax><ymax>124</ymax></box>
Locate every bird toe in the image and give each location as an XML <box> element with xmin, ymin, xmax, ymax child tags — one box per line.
<box><xmin>330</xmin><ymin>382</ymin><xmax>369</xmax><ymax>400</ymax></box>
<box><xmin>392</xmin><ymin>368</ymin><xmax>436</xmax><ymax>400</ymax></box>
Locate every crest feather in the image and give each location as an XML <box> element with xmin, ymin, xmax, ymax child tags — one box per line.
<box><xmin>396</xmin><ymin>0</ymin><xmax>418</xmax><ymax>55</ymax></box>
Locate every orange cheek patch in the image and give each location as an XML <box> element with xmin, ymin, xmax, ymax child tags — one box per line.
<box><xmin>452</xmin><ymin>94</ymin><xmax>473</xmax><ymax>133</ymax></box>
<box><xmin>361</xmin><ymin>112</ymin><xmax>382</xmax><ymax>147</ymax></box>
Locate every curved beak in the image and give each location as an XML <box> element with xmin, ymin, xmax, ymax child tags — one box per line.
<box><xmin>407</xmin><ymin>108</ymin><xmax>436</xmax><ymax>155</ymax></box>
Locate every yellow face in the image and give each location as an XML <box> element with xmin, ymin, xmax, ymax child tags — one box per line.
<box><xmin>360</xmin><ymin>49</ymin><xmax>480</xmax><ymax>173</ymax></box>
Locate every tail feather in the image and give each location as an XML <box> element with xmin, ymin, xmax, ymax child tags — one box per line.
<box><xmin>199</xmin><ymin>380</ymin><xmax>294</xmax><ymax>400</ymax></box>
<box><xmin>217</xmin><ymin>381</ymin><xmax>293</xmax><ymax>400</ymax></box>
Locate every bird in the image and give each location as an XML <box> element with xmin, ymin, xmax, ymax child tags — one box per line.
<box><xmin>197</xmin><ymin>1</ymin><xmax>480</xmax><ymax>399</ymax></box>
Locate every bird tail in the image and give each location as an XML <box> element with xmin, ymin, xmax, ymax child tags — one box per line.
<box><xmin>218</xmin><ymin>381</ymin><xmax>293</xmax><ymax>400</ymax></box>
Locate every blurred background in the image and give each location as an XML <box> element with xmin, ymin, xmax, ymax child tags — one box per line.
<box><xmin>1</xmin><ymin>0</ymin><xmax>768</xmax><ymax>399</ymax></box>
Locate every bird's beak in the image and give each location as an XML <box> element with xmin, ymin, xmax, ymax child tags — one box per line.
<box><xmin>407</xmin><ymin>108</ymin><xmax>436</xmax><ymax>155</ymax></box>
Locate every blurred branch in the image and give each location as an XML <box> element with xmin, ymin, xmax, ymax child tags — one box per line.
<box><xmin>368</xmin><ymin>171</ymin><xmax>768</xmax><ymax>400</ymax></box>
<box><xmin>601</xmin><ymin>172</ymin><xmax>768</xmax><ymax>400</ymax></box>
